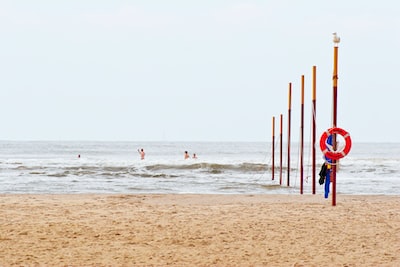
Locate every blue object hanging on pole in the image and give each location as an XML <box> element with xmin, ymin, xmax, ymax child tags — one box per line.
<box><xmin>324</xmin><ymin>135</ymin><xmax>333</xmax><ymax>198</ymax></box>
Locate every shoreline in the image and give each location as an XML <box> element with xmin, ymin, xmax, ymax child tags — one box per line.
<box><xmin>0</xmin><ymin>194</ymin><xmax>399</xmax><ymax>266</ymax></box>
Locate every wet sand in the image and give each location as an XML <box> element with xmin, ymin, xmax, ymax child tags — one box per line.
<box><xmin>0</xmin><ymin>194</ymin><xmax>399</xmax><ymax>266</ymax></box>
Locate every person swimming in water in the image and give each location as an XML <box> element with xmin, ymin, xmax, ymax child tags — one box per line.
<box><xmin>138</xmin><ymin>148</ymin><xmax>145</xmax><ymax>160</ymax></box>
<box><xmin>184</xmin><ymin>151</ymin><xmax>190</xmax><ymax>159</ymax></box>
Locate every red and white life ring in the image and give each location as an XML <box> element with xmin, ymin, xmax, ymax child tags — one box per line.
<box><xmin>320</xmin><ymin>127</ymin><xmax>352</xmax><ymax>160</ymax></box>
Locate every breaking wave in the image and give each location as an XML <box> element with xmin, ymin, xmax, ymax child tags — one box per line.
<box><xmin>4</xmin><ymin>161</ymin><xmax>269</xmax><ymax>179</ymax></box>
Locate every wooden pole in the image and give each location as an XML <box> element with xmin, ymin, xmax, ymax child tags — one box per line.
<box><xmin>287</xmin><ymin>83</ymin><xmax>292</xmax><ymax>187</ymax></box>
<box><xmin>272</xmin><ymin>116</ymin><xmax>275</xmax><ymax>180</ymax></box>
<box><xmin>312</xmin><ymin>66</ymin><xmax>317</xmax><ymax>194</ymax></box>
<box><xmin>332</xmin><ymin>33</ymin><xmax>340</xmax><ymax>206</ymax></box>
<box><xmin>279</xmin><ymin>114</ymin><xmax>283</xmax><ymax>185</ymax></box>
<box><xmin>300</xmin><ymin>75</ymin><xmax>305</xmax><ymax>194</ymax></box>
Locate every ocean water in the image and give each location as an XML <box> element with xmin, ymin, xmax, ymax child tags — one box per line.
<box><xmin>0</xmin><ymin>141</ymin><xmax>398</xmax><ymax>195</ymax></box>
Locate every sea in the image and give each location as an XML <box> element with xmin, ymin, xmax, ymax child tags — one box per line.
<box><xmin>0</xmin><ymin>141</ymin><xmax>398</xmax><ymax>195</ymax></box>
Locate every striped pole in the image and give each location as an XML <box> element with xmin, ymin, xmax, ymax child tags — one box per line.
<box><xmin>300</xmin><ymin>75</ymin><xmax>305</xmax><ymax>194</ymax></box>
<box><xmin>279</xmin><ymin>114</ymin><xmax>283</xmax><ymax>185</ymax></box>
<box><xmin>272</xmin><ymin>116</ymin><xmax>275</xmax><ymax>180</ymax></box>
<box><xmin>287</xmin><ymin>83</ymin><xmax>292</xmax><ymax>187</ymax></box>
<box><xmin>332</xmin><ymin>33</ymin><xmax>340</xmax><ymax>206</ymax></box>
<box><xmin>312</xmin><ymin>66</ymin><xmax>317</xmax><ymax>194</ymax></box>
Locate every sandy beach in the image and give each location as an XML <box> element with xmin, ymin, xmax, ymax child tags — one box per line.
<box><xmin>0</xmin><ymin>194</ymin><xmax>398</xmax><ymax>266</ymax></box>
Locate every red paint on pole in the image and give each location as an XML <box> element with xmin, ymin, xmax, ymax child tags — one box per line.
<box><xmin>272</xmin><ymin>116</ymin><xmax>275</xmax><ymax>180</ymax></box>
<box><xmin>300</xmin><ymin>75</ymin><xmax>304</xmax><ymax>194</ymax></box>
<box><xmin>332</xmin><ymin>44</ymin><xmax>339</xmax><ymax>206</ymax></box>
<box><xmin>279</xmin><ymin>114</ymin><xmax>283</xmax><ymax>185</ymax></box>
<box><xmin>287</xmin><ymin>83</ymin><xmax>292</xmax><ymax>187</ymax></box>
<box><xmin>312</xmin><ymin>66</ymin><xmax>317</xmax><ymax>194</ymax></box>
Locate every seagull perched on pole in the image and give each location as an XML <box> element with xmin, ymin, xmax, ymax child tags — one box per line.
<box><xmin>333</xmin><ymin>32</ymin><xmax>340</xmax><ymax>44</ymax></box>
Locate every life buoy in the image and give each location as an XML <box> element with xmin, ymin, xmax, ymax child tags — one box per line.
<box><xmin>320</xmin><ymin>127</ymin><xmax>352</xmax><ymax>160</ymax></box>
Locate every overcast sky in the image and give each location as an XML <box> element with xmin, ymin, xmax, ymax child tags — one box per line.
<box><xmin>0</xmin><ymin>1</ymin><xmax>399</xmax><ymax>142</ymax></box>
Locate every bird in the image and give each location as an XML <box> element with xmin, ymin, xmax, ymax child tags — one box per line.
<box><xmin>332</xmin><ymin>32</ymin><xmax>340</xmax><ymax>44</ymax></box>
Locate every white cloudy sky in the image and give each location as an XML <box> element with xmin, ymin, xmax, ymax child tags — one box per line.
<box><xmin>0</xmin><ymin>1</ymin><xmax>399</xmax><ymax>142</ymax></box>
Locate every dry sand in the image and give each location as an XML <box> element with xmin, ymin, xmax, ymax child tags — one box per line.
<box><xmin>0</xmin><ymin>194</ymin><xmax>399</xmax><ymax>266</ymax></box>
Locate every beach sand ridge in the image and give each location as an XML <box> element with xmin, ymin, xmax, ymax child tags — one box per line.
<box><xmin>0</xmin><ymin>194</ymin><xmax>399</xmax><ymax>266</ymax></box>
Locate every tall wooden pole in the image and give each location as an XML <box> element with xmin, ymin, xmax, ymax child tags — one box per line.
<box><xmin>287</xmin><ymin>83</ymin><xmax>292</xmax><ymax>187</ymax></box>
<box><xmin>312</xmin><ymin>66</ymin><xmax>317</xmax><ymax>194</ymax></box>
<box><xmin>272</xmin><ymin>116</ymin><xmax>275</xmax><ymax>180</ymax></box>
<box><xmin>332</xmin><ymin>33</ymin><xmax>340</xmax><ymax>206</ymax></box>
<box><xmin>300</xmin><ymin>75</ymin><xmax>305</xmax><ymax>194</ymax></box>
<box><xmin>279</xmin><ymin>114</ymin><xmax>283</xmax><ymax>185</ymax></box>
